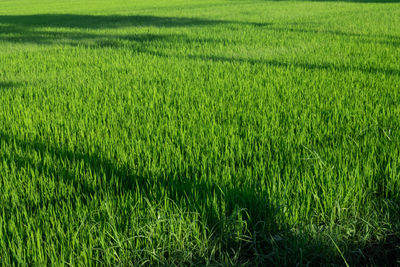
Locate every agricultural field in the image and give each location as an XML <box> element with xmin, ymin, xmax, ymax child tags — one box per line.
<box><xmin>0</xmin><ymin>0</ymin><xmax>399</xmax><ymax>265</ymax></box>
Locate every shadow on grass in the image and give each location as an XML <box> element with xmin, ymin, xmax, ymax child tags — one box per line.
<box><xmin>0</xmin><ymin>13</ymin><xmax>400</xmax><ymax>264</ymax></box>
<box><xmin>0</xmin><ymin>14</ymin><xmax>261</xmax><ymax>29</ymax></box>
<box><xmin>0</xmin><ymin>30</ymin><xmax>399</xmax><ymax>77</ymax></box>
<box><xmin>0</xmin><ymin>81</ymin><xmax>20</xmax><ymax>90</ymax></box>
<box><xmin>258</xmin><ymin>23</ymin><xmax>400</xmax><ymax>46</ymax></box>
<box><xmin>1</xmin><ymin>14</ymin><xmax>399</xmax><ymax>77</ymax></box>
<box><xmin>155</xmin><ymin>52</ymin><xmax>400</xmax><ymax>76</ymax></box>
<box><xmin>0</xmin><ymin>129</ymin><xmax>291</xmax><ymax>264</ymax></box>
<box><xmin>355</xmin><ymin>234</ymin><xmax>400</xmax><ymax>266</ymax></box>
<box><xmin>1</xmin><ymin>127</ymin><xmax>399</xmax><ymax>264</ymax></box>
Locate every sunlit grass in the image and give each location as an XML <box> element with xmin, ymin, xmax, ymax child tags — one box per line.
<box><xmin>0</xmin><ymin>0</ymin><xmax>399</xmax><ymax>265</ymax></box>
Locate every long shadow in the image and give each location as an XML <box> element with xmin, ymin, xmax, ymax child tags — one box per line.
<box><xmin>1</xmin><ymin>129</ymin><xmax>399</xmax><ymax>264</ymax></box>
<box><xmin>1</xmin><ymin>14</ymin><xmax>399</xmax><ymax>77</ymax></box>
<box><xmin>87</xmin><ymin>31</ymin><xmax>400</xmax><ymax>76</ymax></box>
<box><xmin>0</xmin><ymin>14</ymin><xmax>238</xmax><ymax>49</ymax></box>
<box><xmin>0</xmin><ymin>14</ymin><xmax>260</xmax><ymax>29</ymax></box>
<box><xmin>250</xmin><ymin>20</ymin><xmax>400</xmax><ymax>48</ymax></box>
<box><xmin>0</xmin><ymin>30</ymin><xmax>234</xmax><ymax>49</ymax></box>
<box><xmin>0</xmin><ymin>129</ymin><xmax>284</xmax><ymax>262</ymax></box>
<box><xmin>149</xmin><ymin>51</ymin><xmax>400</xmax><ymax>77</ymax></box>
<box><xmin>0</xmin><ymin>29</ymin><xmax>398</xmax><ymax>77</ymax></box>
<box><xmin>260</xmin><ymin>24</ymin><xmax>400</xmax><ymax>45</ymax></box>
<box><xmin>3</xmin><ymin>23</ymin><xmax>398</xmax><ymax>50</ymax></box>
<box><xmin>1</xmin><ymin>13</ymin><xmax>399</xmax><ymax>263</ymax></box>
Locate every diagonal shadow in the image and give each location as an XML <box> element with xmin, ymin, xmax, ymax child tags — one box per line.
<box><xmin>0</xmin><ymin>29</ymin><xmax>398</xmax><ymax>77</ymax></box>
<box><xmin>147</xmin><ymin>51</ymin><xmax>400</xmax><ymax>77</ymax></box>
<box><xmin>0</xmin><ymin>129</ymin><xmax>282</xmax><ymax>261</ymax></box>
<box><xmin>1</xmin><ymin>125</ymin><xmax>399</xmax><ymax>264</ymax></box>
<box><xmin>0</xmin><ymin>14</ymin><xmax>261</xmax><ymax>29</ymax></box>
<box><xmin>254</xmin><ymin>23</ymin><xmax>400</xmax><ymax>47</ymax></box>
<box><xmin>0</xmin><ymin>30</ymin><xmax>233</xmax><ymax>49</ymax></box>
<box><xmin>1</xmin><ymin>14</ymin><xmax>399</xmax><ymax>77</ymax></box>
<box><xmin>1</xmin><ymin>13</ymin><xmax>399</xmax><ymax>264</ymax></box>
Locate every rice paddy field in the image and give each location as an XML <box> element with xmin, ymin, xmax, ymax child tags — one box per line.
<box><xmin>0</xmin><ymin>0</ymin><xmax>400</xmax><ymax>265</ymax></box>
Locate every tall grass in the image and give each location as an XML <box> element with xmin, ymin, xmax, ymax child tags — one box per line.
<box><xmin>0</xmin><ymin>0</ymin><xmax>399</xmax><ymax>265</ymax></box>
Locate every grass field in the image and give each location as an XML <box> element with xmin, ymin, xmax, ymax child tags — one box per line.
<box><xmin>1</xmin><ymin>0</ymin><xmax>400</xmax><ymax>265</ymax></box>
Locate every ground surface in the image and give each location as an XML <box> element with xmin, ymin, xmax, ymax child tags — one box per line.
<box><xmin>0</xmin><ymin>0</ymin><xmax>400</xmax><ymax>265</ymax></box>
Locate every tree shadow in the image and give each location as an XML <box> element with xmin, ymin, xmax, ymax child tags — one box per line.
<box><xmin>1</xmin><ymin>14</ymin><xmax>399</xmax><ymax>77</ymax></box>
<box><xmin>249</xmin><ymin>20</ymin><xmax>400</xmax><ymax>48</ymax></box>
<box><xmin>0</xmin><ymin>14</ymin><xmax>238</xmax><ymax>48</ymax></box>
<box><xmin>1</xmin><ymin>13</ymin><xmax>400</xmax><ymax>264</ymax></box>
<box><xmin>2</xmin><ymin>129</ymin><xmax>399</xmax><ymax>264</ymax></box>
<box><xmin>0</xmin><ymin>14</ymin><xmax>260</xmax><ymax>29</ymax></box>
<box><xmin>0</xmin><ymin>81</ymin><xmax>20</xmax><ymax>90</ymax></box>
<box><xmin>150</xmin><ymin>52</ymin><xmax>400</xmax><ymax>77</ymax></box>
<box><xmin>0</xmin><ymin>129</ymin><xmax>285</xmax><ymax>263</ymax></box>
<box><xmin>1</xmin><ymin>30</ymin><xmax>398</xmax><ymax>77</ymax></box>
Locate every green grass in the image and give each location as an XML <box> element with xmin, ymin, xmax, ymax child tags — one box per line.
<box><xmin>0</xmin><ymin>0</ymin><xmax>400</xmax><ymax>265</ymax></box>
